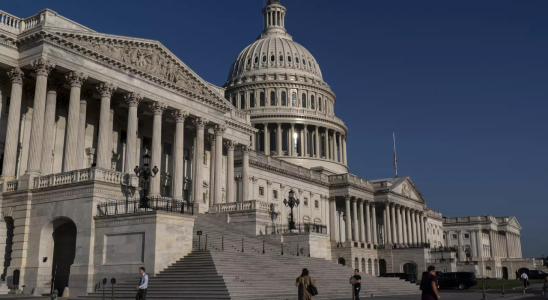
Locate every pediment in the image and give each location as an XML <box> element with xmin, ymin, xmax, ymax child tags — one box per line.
<box><xmin>390</xmin><ymin>177</ymin><xmax>425</xmax><ymax>203</ymax></box>
<box><xmin>507</xmin><ymin>217</ymin><xmax>522</xmax><ymax>230</ymax></box>
<box><xmin>46</xmin><ymin>30</ymin><xmax>232</xmax><ymax>111</ymax></box>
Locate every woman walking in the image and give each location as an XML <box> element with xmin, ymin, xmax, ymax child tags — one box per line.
<box><xmin>296</xmin><ymin>268</ymin><xmax>317</xmax><ymax>300</ymax></box>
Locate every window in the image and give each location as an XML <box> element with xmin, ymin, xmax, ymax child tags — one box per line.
<box><xmin>254</xmin><ymin>56</ymin><xmax>259</xmax><ymax>64</ymax></box>
<box><xmin>296</xmin><ymin>57</ymin><xmax>299</xmax><ymax>64</ymax></box>
<box><xmin>309</xmin><ymin>61</ymin><xmax>311</xmax><ymax>67</ymax></box>
<box><xmin>464</xmin><ymin>234</ymin><xmax>470</xmax><ymax>239</ymax></box>
<box><xmin>318</xmin><ymin>97</ymin><xmax>322</xmax><ymax>111</ymax></box>
<box><xmin>250</xmin><ymin>93</ymin><xmax>255</xmax><ymax>108</ymax></box>
<box><xmin>303</xmin><ymin>59</ymin><xmax>306</xmax><ymax>65</ymax></box>
<box><xmin>270</xmin><ymin>55</ymin><xmax>275</xmax><ymax>62</ymax></box>
<box><xmin>452</xmin><ymin>234</ymin><xmax>457</xmax><ymax>239</ymax></box>
<box><xmin>273</xmin><ymin>190</ymin><xmax>278</xmax><ymax>199</ymax></box>
<box><xmin>270</xmin><ymin>91</ymin><xmax>276</xmax><ymax>106</ymax></box>
<box><xmin>443</xmin><ymin>235</ymin><xmax>446</xmax><ymax>240</ymax></box>
<box><xmin>259</xmin><ymin>186</ymin><xmax>264</xmax><ymax>196</ymax></box>
<box><xmin>203</xmin><ymin>192</ymin><xmax>206</xmax><ymax>203</ymax></box>
<box><xmin>279</xmin><ymin>55</ymin><xmax>284</xmax><ymax>62</ymax></box>
<box><xmin>231</xmin><ymin>95</ymin><xmax>237</xmax><ymax>107</ymax></box>
<box><xmin>301</xmin><ymin>94</ymin><xmax>307</xmax><ymax>108</ymax></box>
<box><xmin>260</xmin><ymin>92</ymin><xmax>265</xmax><ymax>106</ymax></box>
<box><xmin>262</xmin><ymin>55</ymin><xmax>267</xmax><ymax>62</ymax></box>
<box><xmin>281</xmin><ymin>91</ymin><xmax>287</xmax><ymax>106</ymax></box>
<box><xmin>311</xmin><ymin>95</ymin><xmax>315</xmax><ymax>109</ymax></box>
<box><xmin>288</xmin><ymin>56</ymin><xmax>292</xmax><ymax>62</ymax></box>
<box><xmin>304</xmin><ymin>197</ymin><xmax>308</xmax><ymax>206</ymax></box>
<box><xmin>203</xmin><ymin>153</ymin><xmax>208</xmax><ymax>165</ymax></box>
<box><xmin>315</xmin><ymin>200</ymin><xmax>319</xmax><ymax>208</ymax></box>
<box><xmin>291</xmin><ymin>92</ymin><xmax>297</xmax><ymax>107</ymax></box>
<box><xmin>247</xmin><ymin>58</ymin><xmax>251</xmax><ymax>65</ymax></box>
<box><xmin>240</xmin><ymin>93</ymin><xmax>246</xmax><ymax>109</ymax></box>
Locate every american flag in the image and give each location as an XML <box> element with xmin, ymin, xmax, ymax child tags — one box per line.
<box><xmin>393</xmin><ymin>130</ymin><xmax>398</xmax><ymax>177</ymax></box>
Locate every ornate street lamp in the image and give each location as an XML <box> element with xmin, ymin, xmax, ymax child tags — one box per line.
<box><xmin>283</xmin><ymin>189</ymin><xmax>300</xmax><ymax>230</ymax></box>
<box><xmin>134</xmin><ymin>153</ymin><xmax>159</xmax><ymax>208</ymax></box>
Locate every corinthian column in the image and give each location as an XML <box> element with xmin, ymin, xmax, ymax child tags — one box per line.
<box><xmin>172</xmin><ymin>109</ymin><xmax>188</xmax><ymax>200</ymax></box>
<box><xmin>384</xmin><ymin>202</ymin><xmax>392</xmax><ymax>244</ymax></box>
<box><xmin>406</xmin><ymin>208</ymin><xmax>412</xmax><ymax>246</ymax></box>
<box><xmin>207</xmin><ymin>135</ymin><xmax>215</xmax><ymax>206</ymax></box>
<box><xmin>149</xmin><ymin>101</ymin><xmax>167</xmax><ymax>196</ymax></box>
<box><xmin>241</xmin><ymin>145</ymin><xmax>250</xmax><ymax>201</ymax></box>
<box><xmin>303</xmin><ymin>125</ymin><xmax>308</xmax><ymax>156</ymax></box>
<box><xmin>290</xmin><ymin>123</ymin><xmax>295</xmax><ymax>156</ymax></box>
<box><xmin>95</xmin><ymin>82</ymin><xmax>117</xmax><ymax>169</ymax></box>
<box><xmin>323</xmin><ymin>129</ymin><xmax>329</xmax><ymax>159</ymax></box>
<box><xmin>315</xmin><ymin>126</ymin><xmax>320</xmax><ymax>158</ymax></box>
<box><xmin>225</xmin><ymin>140</ymin><xmax>235</xmax><ymax>203</ymax></box>
<box><xmin>343</xmin><ymin>135</ymin><xmax>347</xmax><ymax>164</ymax></box>
<box><xmin>352</xmin><ymin>198</ymin><xmax>359</xmax><ymax>242</ymax></box>
<box><xmin>329</xmin><ymin>197</ymin><xmax>337</xmax><ymax>242</ymax></box>
<box><xmin>358</xmin><ymin>199</ymin><xmax>365</xmax><ymax>243</ymax></box>
<box><xmin>277</xmin><ymin>123</ymin><xmax>282</xmax><ymax>155</ymax></box>
<box><xmin>214</xmin><ymin>124</ymin><xmax>225</xmax><ymax>205</ymax></box>
<box><xmin>40</xmin><ymin>79</ymin><xmax>62</xmax><ymax>175</ymax></box>
<box><xmin>371</xmin><ymin>203</ymin><xmax>378</xmax><ymax>245</ymax></box>
<box><xmin>63</xmin><ymin>71</ymin><xmax>87</xmax><ymax>171</ymax></box>
<box><xmin>193</xmin><ymin>117</ymin><xmax>207</xmax><ymax>204</ymax></box>
<box><xmin>345</xmin><ymin>196</ymin><xmax>352</xmax><ymax>242</ymax></box>
<box><xmin>123</xmin><ymin>93</ymin><xmax>142</xmax><ymax>173</ymax></box>
<box><xmin>365</xmin><ymin>201</ymin><xmax>371</xmax><ymax>244</ymax></box>
<box><xmin>1</xmin><ymin>68</ymin><xmax>24</xmax><ymax>180</ymax></box>
<box><xmin>78</xmin><ymin>92</ymin><xmax>92</xmax><ymax>168</ymax></box>
<box><xmin>25</xmin><ymin>58</ymin><xmax>56</xmax><ymax>176</ymax></box>
<box><xmin>337</xmin><ymin>132</ymin><xmax>342</xmax><ymax>163</ymax></box>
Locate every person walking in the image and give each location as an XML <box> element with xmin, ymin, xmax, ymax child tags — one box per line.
<box><xmin>296</xmin><ymin>268</ymin><xmax>316</xmax><ymax>300</ymax></box>
<box><xmin>520</xmin><ymin>271</ymin><xmax>528</xmax><ymax>295</ymax></box>
<box><xmin>351</xmin><ymin>269</ymin><xmax>362</xmax><ymax>300</ymax></box>
<box><xmin>542</xmin><ymin>277</ymin><xmax>548</xmax><ymax>298</ymax></box>
<box><xmin>420</xmin><ymin>265</ymin><xmax>440</xmax><ymax>300</ymax></box>
<box><xmin>136</xmin><ymin>267</ymin><xmax>148</xmax><ymax>300</ymax></box>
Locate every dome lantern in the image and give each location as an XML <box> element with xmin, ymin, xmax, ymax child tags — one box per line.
<box><xmin>262</xmin><ymin>0</ymin><xmax>287</xmax><ymax>36</ymax></box>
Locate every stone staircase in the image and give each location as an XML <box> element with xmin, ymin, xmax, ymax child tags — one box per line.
<box><xmin>80</xmin><ymin>213</ymin><xmax>419</xmax><ymax>299</ymax></box>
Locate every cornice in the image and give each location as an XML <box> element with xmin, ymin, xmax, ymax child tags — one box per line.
<box><xmin>250</xmin><ymin>114</ymin><xmax>348</xmax><ymax>133</ymax></box>
<box><xmin>238</xmin><ymin>159</ymin><xmax>329</xmax><ymax>188</ymax></box>
<box><xmin>225</xmin><ymin>118</ymin><xmax>257</xmax><ymax>135</ymax></box>
<box><xmin>329</xmin><ymin>182</ymin><xmax>374</xmax><ymax>195</ymax></box>
<box><xmin>18</xmin><ymin>30</ymin><xmax>232</xmax><ymax>113</ymax></box>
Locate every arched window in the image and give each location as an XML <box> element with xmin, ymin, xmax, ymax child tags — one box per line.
<box><xmin>296</xmin><ymin>57</ymin><xmax>299</xmax><ymax>64</ymax></box>
<box><xmin>270</xmin><ymin>91</ymin><xmax>276</xmax><ymax>106</ymax></box>
<box><xmin>260</xmin><ymin>92</ymin><xmax>265</xmax><ymax>106</ymax></box>
<box><xmin>247</xmin><ymin>58</ymin><xmax>251</xmax><ymax>65</ymax></box>
<box><xmin>311</xmin><ymin>95</ymin><xmax>315</xmax><ymax>109</ymax></box>
<box><xmin>301</xmin><ymin>94</ymin><xmax>307</xmax><ymax>108</ymax></box>
<box><xmin>303</xmin><ymin>59</ymin><xmax>306</xmax><ymax>65</ymax></box>
<box><xmin>270</xmin><ymin>55</ymin><xmax>275</xmax><ymax>62</ymax></box>
<box><xmin>318</xmin><ymin>97</ymin><xmax>322</xmax><ymax>111</ymax></box>
<box><xmin>279</xmin><ymin>55</ymin><xmax>284</xmax><ymax>61</ymax></box>
<box><xmin>291</xmin><ymin>92</ymin><xmax>297</xmax><ymax>107</ymax></box>
<box><xmin>231</xmin><ymin>95</ymin><xmax>237</xmax><ymax>107</ymax></box>
<box><xmin>281</xmin><ymin>91</ymin><xmax>287</xmax><ymax>106</ymax></box>
<box><xmin>254</xmin><ymin>56</ymin><xmax>259</xmax><ymax>64</ymax></box>
<box><xmin>240</xmin><ymin>93</ymin><xmax>246</xmax><ymax>109</ymax></box>
<box><xmin>288</xmin><ymin>56</ymin><xmax>292</xmax><ymax>62</ymax></box>
<box><xmin>250</xmin><ymin>93</ymin><xmax>255</xmax><ymax>108</ymax></box>
<box><xmin>262</xmin><ymin>55</ymin><xmax>267</xmax><ymax>62</ymax></box>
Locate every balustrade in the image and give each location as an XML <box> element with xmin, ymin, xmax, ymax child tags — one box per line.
<box><xmin>210</xmin><ymin>200</ymin><xmax>277</xmax><ymax>213</ymax></box>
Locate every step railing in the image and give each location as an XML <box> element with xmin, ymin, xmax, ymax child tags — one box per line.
<box><xmin>265</xmin><ymin>223</ymin><xmax>327</xmax><ymax>235</ymax></box>
<box><xmin>96</xmin><ymin>197</ymin><xmax>193</xmax><ymax>216</ymax></box>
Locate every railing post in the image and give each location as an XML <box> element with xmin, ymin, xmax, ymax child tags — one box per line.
<box><xmin>297</xmin><ymin>244</ymin><xmax>299</xmax><ymax>256</ymax></box>
<box><xmin>262</xmin><ymin>240</ymin><xmax>265</xmax><ymax>254</ymax></box>
<box><xmin>281</xmin><ymin>242</ymin><xmax>284</xmax><ymax>255</ymax></box>
<box><xmin>242</xmin><ymin>238</ymin><xmax>244</xmax><ymax>252</ymax></box>
<box><xmin>205</xmin><ymin>234</ymin><xmax>208</xmax><ymax>250</ymax></box>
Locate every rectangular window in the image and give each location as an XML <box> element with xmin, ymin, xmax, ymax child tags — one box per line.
<box><xmin>304</xmin><ymin>197</ymin><xmax>308</xmax><ymax>207</ymax></box>
<box><xmin>250</xmin><ymin>93</ymin><xmax>255</xmax><ymax>108</ymax></box>
<box><xmin>464</xmin><ymin>234</ymin><xmax>470</xmax><ymax>239</ymax></box>
<box><xmin>259</xmin><ymin>186</ymin><xmax>264</xmax><ymax>196</ymax></box>
<box><xmin>273</xmin><ymin>190</ymin><xmax>278</xmax><ymax>199</ymax></box>
<box><xmin>452</xmin><ymin>234</ymin><xmax>457</xmax><ymax>239</ymax></box>
<box><xmin>314</xmin><ymin>200</ymin><xmax>319</xmax><ymax>208</ymax></box>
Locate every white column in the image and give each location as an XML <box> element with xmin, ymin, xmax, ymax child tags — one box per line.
<box><xmin>414</xmin><ymin>212</ymin><xmax>420</xmax><ymax>246</ymax></box>
<box><xmin>149</xmin><ymin>101</ymin><xmax>166</xmax><ymax>196</ymax></box>
<box><xmin>242</xmin><ymin>145</ymin><xmax>250</xmax><ymax>201</ymax></box>
<box><xmin>365</xmin><ymin>201</ymin><xmax>371</xmax><ymax>244</ymax></box>
<box><xmin>330</xmin><ymin>133</ymin><xmax>335</xmax><ymax>160</ymax></box>
<box><xmin>405</xmin><ymin>208</ymin><xmax>412</xmax><ymax>246</ymax></box>
<box><xmin>337</xmin><ymin>132</ymin><xmax>342</xmax><ymax>163</ymax></box>
<box><xmin>40</xmin><ymin>79</ymin><xmax>60</xmax><ymax>175</ymax></box>
<box><xmin>470</xmin><ymin>230</ymin><xmax>477</xmax><ymax>258</ymax></box>
<box><xmin>172</xmin><ymin>110</ymin><xmax>187</xmax><ymax>200</ymax></box>
<box><xmin>345</xmin><ymin>196</ymin><xmax>352</xmax><ymax>242</ymax></box>
<box><xmin>193</xmin><ymin>117</ymin><xmax>207</xmax><ymax>204</ymax></box>
<box><xmin>488</xmin><ymin>230</ymin><xmax>495</xmax><ymax>257</ymax></box>
<box><xmin>95</xmin><ymin>82</ymin><xmax>117</xmax><ymax>169</ymax></box>
<box><xmin>352</xmin><ymin>198</ymin><xmax>359</xmax><ymax>243</ymax></box>
<box><xmin>358</xmin><ymin>199</ymin><xmax>365</xmax><ymax>243</ymax></box>
<box><xmin>263</xmin><ymin>123</ymin><xmax>269</xmax><ymax>155</ymax></box>
<box><xmin>390</xmin><ymin>203</ymin><xmax>397</xmax><ymax>245</ymax></box>
<box><xmin>384</xmin><ymin>202</ymin><xmax>392</xmax><ymax>244</ymax></box>
<box><xmin>329</xmin><ymin>197</ymin><xmax>337</xmax><ymax>242</ymax></box>
<box><xmin>303</xmin><ymin>125</ymin><xmax>308</xmax><ymax>156</ymax></box>
<box><xmin>63</xmin><ymin>71</ymin><xmax>87</xmax><ymax>171</ymax></box>
<box><xmin>289</xmin><ymin>123</ymin><xmax>295</xmax><ymax>156</ymax></box>
<box><xmin>371</xmin><ymin>203</ymin><xmax>378</xmax><ymax>245</ymax></box>
<box><xmin>457</xmin><ymin>231</ymin><xmax>464</xmax><ymax>261</ymax></box>
<box><xmin>78</xmin><ymin>92</ymin><xmax>91</xmax><ymax>168</ymax></box>
<box><xmin>123</xmin><ymin>93</ymin><xmax>142</xmax><ymax>173</ymax></box>
<box><xmin>208</xmin><ymin>135</ymin><xmax>215</xmax><ymax>206</ymax></box>
<box><xmin>25</xmin><ymin>59</ymin><xmax>56</xmax><ymax>176</ymax></box>
<box><xmin>225</xmin><ymin>140</ymin><xmax>235</xmax><ymax>203</ymax></box>
<box><xmin>1</xmin><ymin>68</ymin><xmax>24</xmax><ymax>180</ymax></box>
<box><xmin>342</xmin><ymin>135</ymin><xmax>347</xmax><ymax>165</ymax></box>
<box><xmin>410</xmin><ymin>210</ymin><xmax>417</xmax><ymax>245</ymax></box>
<box><xmin>402</xmin><ymin>208</ymin><xmax>408</xmax><ymax>246</ymax></box>
<box><xmin>300</xmin><ymin>127</ymin><xmax>305</xmax><ymax>157</ymax></box>
<box><xmin>277</xmin><ymin>123</ymin><xmax>282</xmax><ymax>155</ymax></box>
<box><xmin>324</xmin><ymin>129</ymin><xmax>329</xmax><ymax>159</ymax></box>
<box><xmin>419</xmin><ymin>213</ymin><xmax>425</xmax><ymax>245</ymax></box>
<box><xmin>214</xmin><ymin>124</ymin><xmax>224</xmax><ymax>205</ymax></box>
<box><xmin>396</xmin><ymin>205</ymin><xmax>403</xmax><ymax>245</ymax></box>
<box><xmin>315</xmin><ymin>126</ymin><xmax>320</xmax><ymax>158</ymax></box>
<box><xmin>477</xmin><ymin>230</ymin><xmax>484</xmax><ymax>258</ymax></box>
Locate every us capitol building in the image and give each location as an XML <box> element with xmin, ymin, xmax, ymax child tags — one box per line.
<box><xmin>0</xmin><ymin>0</ymin><xmax>543</xmax><ymax>297</ymax></box>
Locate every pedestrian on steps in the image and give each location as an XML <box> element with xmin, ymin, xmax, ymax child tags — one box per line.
<box><xmin>351</xmin><ymin>269</ymin><xmax>361</xmax><ymax>300</ymax></box>
<box><xmin>136</xmin><ymin>267</ymin><xmax>148</xmax><ymax>300</ymax></box>
<box><xmin>296</xmin><ymin>268</ymin><xmax>316</xmax><ymax>300</ymax></box>
<box><xmin>420</xmin><ymin>265</ymin><xmax>440</xmax><ymax>300</ymax></box>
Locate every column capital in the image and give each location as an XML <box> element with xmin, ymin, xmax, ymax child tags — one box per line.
<box><xmin>149</xmin><ymin>101</ymin><xmax>167</xmax><ymax>115</ymax></box>
<box><xmin>357</xmin><ymin>198</ymin><xmax>364</xmax><ymax>204</ymax></box>
<box><xmin>277</xmin><ymin>122</ymin><xmax>282</xmax><ymax>127</ymax></box>
<box><xmin>214</xmin><ymin>123</ymin><xmax>226</xmax><ymax>135</ymax></box>
<box><xmin>31</xmin><ymin>58</ymin><xmax>55</xmax><ymax>76</ymax></box>
<box><xmin>344</xmin><ymin>194</ymin><xmax>351</xmax><ymax>201</ymax></box>
<box><xmin>193</xmin><ymin>117</ymin><xmax>208</xmax><ymax>130</ymax></box>
<box><xmin>329</xmin><ymin>196</ymin><xmax>336</xmax><ymax>202</ymax></box>
<box><xmin>224</xmin><ymin>140</ymin><xmax>236</xmax><ymax>150</ymax></box>
<box><xmin>65</xmin><ymin>71</ymin><xmax>88</xmax><ymax>87</ymax></box>
<box><xmin>124</xmin><ymin>92</ymin><xmax>143</xmax><ymax>107</ymax></box>
<box><xmin>290</xmin><ymin>123</ymin><xmax>295</xmax><ymax>128</ymax></box>
<box><xmin>207</xmin><ymin>135</ymin><xmax>215</xmax><ymax>145</ymax></box>
<box><xmin>46</xmin><ymin>78</ymin><xmax>63</xmax><ymax>93</ymax></box>
<box><xmin>96</xmin><ymin>82</ymin><xmax>117</xmax><ymax>97</ymax></box>
<box><xmin>7</xmin><ymin>67</ymin><xmax>24</xmax><ymax>83</ymax></box>
<box><xmin>266</xmin><ymin>180</ymin><xmax>273</xmax><ymax>186</ymax></box>
<box><xmin>240</xmin><ymin>144</ymin><xmax>252</xmax><ymax>153</ymax></box>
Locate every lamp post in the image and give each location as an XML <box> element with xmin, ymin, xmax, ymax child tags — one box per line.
<box><xmin>134</xmin><ymin>153</ymin><xmax>159</xmax><ymax>208</ymax></box>
<box><xmin>283</xmin><ymin>189</ymin><xmax>300</xmax><ymax>231</ymax></box>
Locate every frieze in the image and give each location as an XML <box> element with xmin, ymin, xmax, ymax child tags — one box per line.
<box><xmin>1</xmin><ymin>187</ymin><xmax>128</xmax><ymax>204</ymax></box>
<box><xmin>0</xmin><ymin>36</ymin><xmax>17</xmax><ymax>49</ymax></box>
<box><xmin>250</xmin><ymin>114</ymin><xmax>347</xmax><ymax>132</ymax></box>
<box><xmin>239</xmin><ymin>159</ymin><xmax>330</xmax><ymax>189</ymax></box>
<box><xmin>25</xmin><ymin>31</ymin><xmax>232</xmax><ymax>113</ymax></box>
<box><xmin>226</xmin><ymin>81</ymin><xmax>335</xmax><ymax>101</ymax></box>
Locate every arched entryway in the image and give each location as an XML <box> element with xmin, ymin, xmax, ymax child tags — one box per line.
<box><xmin>518</xmin><ymin>268</ymin><xmax>529</xmax><ymax>276</ymax></box>
<box><xmin>338</xmin><ymin>257</ymin><xmax>346</xmax><ymax>266</ymax></box>
<box><xmin>502</xmin><ymin>267</ymin><xmax>509</xmax><ymax>280</ymax></box>
<box><xmin>39</xmin><ymin>218</ymin><xmax>77</xmax><ymax>296</ymax></box>
<box><xmin>354</xmin><ymin>257</ymin><xmax>359</xmax><ymax>270</ymax></box>
<box><xmin>361</xmin><ymin>258</ymin><xmax>366</xmax><ymax>274</ymax></box>
<box><xmin>379</xmin><ymin>259</ymin><xmax>387</xmax><ymax>275</ymax></box>
<box><xmin>368</xmin><ymin>259</ymin><xmax>373</xmax><ymax>275</ymax></box>
<box><xmin>403</xmin><ymin>262</ymin><xmax>418</xmax><ymax>279</ymax></box>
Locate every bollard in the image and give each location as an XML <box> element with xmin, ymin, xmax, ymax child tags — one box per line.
<box><xmin>263</xmin><ymin>240</ymin><xmax>265</xmax><ymax>254</ymax></box>
<box><xmin>222</xmin><ymin>236</ymin><xmax>224</xmax><ymax>251</ymax></box>
<box><xmin>205</xmin><ymin>234</ymin><xmax>208</xmax><ymax>250</ymax></box>
<box><xmin>110</xmin><ymin>278</ymin><xmax>116</xmax><ymax>300</ymax></box>
<box><xmin>102</xmin><ymin>278</ymin><xmax>107</xmax><ymax>300</ymax></box>
<box><xmin>242</xmin><ymin>238</ymin><xmax>244</xmax><ymax>252</ymax></box>
<box><xmin>297</xmin><ymin>244</ymin><xmax>299</xmax><ymax>256</ymax></box>
<box><xmin>281</xmin><ymin>242</ymin><xmax>284</xmax><ymax>255</ymax></box>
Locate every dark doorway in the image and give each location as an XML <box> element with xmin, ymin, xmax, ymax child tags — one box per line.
<box><xmin>338</xmin><ymin>257</ymin><xmax>346</xmax><ymax>266</ymax></box>
<box><xmin>403</xmin><ymin>262</ymin><xmax>418</xmax><ymax>278</ymax></box>
<box><xmin>502</xmin><ymin>267</ymin><xmax>509</xmax><ymax>280</ymax></box>
<box><xmin>51</xmin><ymin>221</ymin><xmax>77</xmax><ymax>296</ymax></box>
<box><xmin>379</xmin><ymin>259</ymin><xmax>387</xmax><ymax>275</ymax></box>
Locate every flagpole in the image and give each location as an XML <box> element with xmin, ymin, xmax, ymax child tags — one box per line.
<box><xmin>393</xmin><ymin>130</ymin><xmax>398</xmax><ymax>178</ymax></box>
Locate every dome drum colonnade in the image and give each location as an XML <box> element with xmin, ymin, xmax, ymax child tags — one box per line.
<box><xmin>0</xmin><ymin>60</ymin><xmax>253</xmax><ymax>207</ymax></box>
<box><xmin>224</xmin><ymin>0</ymin><xmax>348</xmax><ymax>171</ymax></box>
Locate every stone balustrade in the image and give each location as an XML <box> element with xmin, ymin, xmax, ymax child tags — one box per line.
<box><xmin>32</xmin><ymin>168</ymin><xmax>132</xmax><ymax>189</ymax></box>
<box><xmin>210</xmin><ymin>200</ymin><xmax>277</xmax><ymax>213</ymax></box>
<box><xmin>328</xmin><ymin>173</ymin><xmax>372</xmax><ymax>189</ymax></box>
<box><xmin>5</xmin><ymin>181</ymin><xmax>18</xmax><ymax>192</ymax></box>
<box><xmin>249</xmin><ymin>107</ymin><xmax>345</xmax><ymax>126</ymax></box>
<box><xmin>0</xmin><ymin>10</ymin><xmax>44</xmax><ymax>34</ymax></box>
<box><xmin>250</xmin><ymin>151</ymin><xmax>329</xmax><ymax>183</ymax></box>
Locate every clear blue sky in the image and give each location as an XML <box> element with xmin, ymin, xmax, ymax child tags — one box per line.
<box><xmin>5</xmin><ymin>0</ymin><xmax>547</xmax><ymax>257</ymax></box>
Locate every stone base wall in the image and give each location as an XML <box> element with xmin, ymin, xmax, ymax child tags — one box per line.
<box><xmin>222</xmin><ymin>210</ymin><xmax>272</xmax><ymax>236</ymax></box>
<box><xmin>281</xmin><ymin>232</ymin><xmax>330</xmax><ymax>260</ymax></box>
<box><xmin>378</xmin><ymin>248</ymin><xmax>429</xmax><ymax>275</ymax></box>
<box><xmin>331</xmin><ymin>245</ymin><xmax>380</xmax><ymax>276</ymax></box>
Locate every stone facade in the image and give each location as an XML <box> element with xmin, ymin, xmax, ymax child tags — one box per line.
<box><xmin>0</xmin><ymin>2</ymin><xmax>539</xmax><ymax>297</ymax></box>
